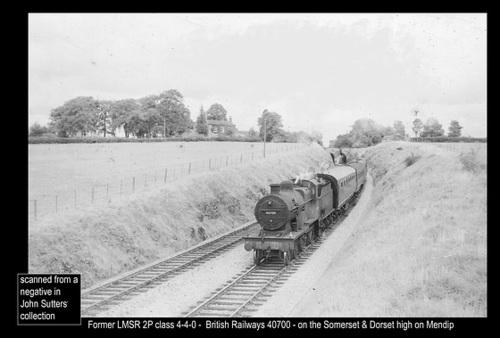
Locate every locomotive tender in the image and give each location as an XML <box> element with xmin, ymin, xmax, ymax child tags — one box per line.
<box><xmin>244</xmin><ymin>153</ymin><xmax>367</xmax><ymax>265</ymax></box>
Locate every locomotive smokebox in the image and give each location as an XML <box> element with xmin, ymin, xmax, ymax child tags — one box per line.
<box><xmin>254</xmin><ymin>180</ymin><xmax>304</xmax><ymax>230</ymax></box>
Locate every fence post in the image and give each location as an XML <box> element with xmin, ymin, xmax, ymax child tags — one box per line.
<box><xmin>55</xmin><ymin>195</ymin><xmax>58</xmax><ymax>213</ymax></box>
<box><xmin>188</xmin><ymin>162</ymin><xmax>192</xmax><ymax>175</ymax></box>
<box><xmin>164</xmin><ymin>168</ymin><xmax>167</xmax><ymax>183</ymax></box>
<box><xmin>226</xmin><ymin>156</ymin><xmax>229</xmax><ymax>167</ymax></box>
<box><xmin>240</xmin><ymin>154</ymin><xmax>243</xmax><ymax>163</ymax></box>
<box><xmin>74</xmin><ymin>190</ymin><xmax>77</xmax><ymax>208</ymax></box>
<box><xmin>120</xmin><ymin>180</ymin><xmax>123</xmax><ymax>195</ymax></box>
<box><xmin>132</xmin><ymin>177</ymin><xmax>135</xmax><ymax>193</ymax></box>
<box><xmin>33</xmin><ymin>199</ymin><xmax>37</xmax><ymax>220</ymax></box>
<box><xmin>106</xmin><ymin>184</ymin><xmax>109</xmax><ymax>201</ymax></box>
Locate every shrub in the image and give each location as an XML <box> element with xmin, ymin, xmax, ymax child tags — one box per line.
<box><xmin>197</xmin><ymin>227</ymin><xmax>207</xmax><ymax>241</ymax></box>
<box><xmin>198</xmin><ymin>199</ymin><xmax>221</xmax><ymax>220</ymax></box>
<box><xmin>404</xmin><ymin>152</ymin><xmax>421</xmax><ymax>167</ymax></box>
<box><xmin>460</xmin><ymin>149</ymin><xmax>485</xmax><ymax>173</ymax></box>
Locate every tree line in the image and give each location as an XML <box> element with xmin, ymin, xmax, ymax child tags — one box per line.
<box><xmin>29</xmin><ymin>89</ymin><xmax>323</xmax><ymax>144</ymax></box>
<box><xmin>32</xmin><ymin>89</ymin><xmax>194</xmax><ymax>139</ymax></box>
<box><xmin>331</xmin><ymin>115</ymin><xmax>466</xmax><ymax>148</ymax></box>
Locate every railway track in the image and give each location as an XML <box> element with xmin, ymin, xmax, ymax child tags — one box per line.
<box><xmin>183</xmin><ymin>211</ymin><xmax>347</xmax><ymax>318</ymax></box>
<box><xmin>81</xmin><ymin>221</ymin><xmax>259</xmax><ymax>316</ymax></box>
<box><xmin>83</xmin><ymin>185</ymin><xmax>364</xmax><ymax>317</ymax></box>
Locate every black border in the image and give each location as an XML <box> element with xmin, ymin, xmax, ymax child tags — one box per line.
<box><xmin>19</xmin><ymin>10</ymin><xmax>493</xmax><ymax>333</ymax></box>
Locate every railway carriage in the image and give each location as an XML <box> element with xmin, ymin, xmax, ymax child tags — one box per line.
<box><xmin>244</xmin><ymin>154</ymin><xmax>367</xmax><ymax>265</ymax></box>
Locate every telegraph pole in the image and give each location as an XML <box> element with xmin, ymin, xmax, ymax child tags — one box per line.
<box><xmin>263</xmin><ymin>110</ymin><xmax>267</xmax><ymax>158</ymax></box>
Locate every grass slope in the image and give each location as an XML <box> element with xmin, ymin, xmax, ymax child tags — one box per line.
<box><xmin>29</xmin><ymin>143</ymin><xmax>333</xmax><ymax>289</ymax></box>
<box><xmin>317</xmin><ymin>141</ymin><xmax>487</xmax><ymax>316</ymax></box>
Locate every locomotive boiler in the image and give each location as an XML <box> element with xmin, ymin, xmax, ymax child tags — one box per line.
<box><xmin>244</xmin><ymin>154</ymin><xmax>367</xmax><ymax>265</ymax></box>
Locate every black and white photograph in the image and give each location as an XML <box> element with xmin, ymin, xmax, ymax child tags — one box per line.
<box><xmin>26</xmin><ymin>12</ymin><xmax>487</xmax><ymax>329</ymax></box>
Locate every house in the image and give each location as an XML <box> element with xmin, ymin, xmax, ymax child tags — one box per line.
<box><xmin>207</xmin><ymin>120</ymin><xmax>236</xmax><ymax>137</ymax></box>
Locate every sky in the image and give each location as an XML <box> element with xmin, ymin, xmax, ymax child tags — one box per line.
<box><xmin>28</xmin><ymin>13</ymin><xmax>487</xmax><ymax>143</ymax></box>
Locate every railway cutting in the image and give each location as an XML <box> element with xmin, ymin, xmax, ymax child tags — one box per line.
<box><xmin>82</xmin><ymin>153</ymin><xmax>367</xmax><ymax>317</ymax></box>
<box><xmin>81</xmin><ymin>222</ymin><xmax>259</xmax><ymax>316</ymax></box>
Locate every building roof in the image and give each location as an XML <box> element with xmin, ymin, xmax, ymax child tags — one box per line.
<box><xmin>207</xmin><ymin>120</ymin><xmax>235</xmax><ymax>126</ymax></box>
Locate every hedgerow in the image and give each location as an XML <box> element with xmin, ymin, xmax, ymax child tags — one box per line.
<box><xmin>410</xmin><ymin>137</ymin><xmax>486</xmax><ymax>143</ymax></box>
<box><xmin>28</xmin><ymin>135</ymin><xmax>264</xmax><ymax>144</ymax></box>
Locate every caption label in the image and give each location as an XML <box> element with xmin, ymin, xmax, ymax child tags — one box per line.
<box><xmin>18</xmin><ymin>273</ymin><xmax>81</xmax><ymax>325</ymax></box>
<box><xmin>84</xmin><ymin>318</ymin><xmax>455</xmax><ymax>331</ymax></box>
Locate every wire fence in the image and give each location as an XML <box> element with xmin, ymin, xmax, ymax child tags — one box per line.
<box><xmin>433</xmin><ymin>143</ymin><xmax>465</xmax><ymax>155</ymax></box>
<box><xmin>28</xmin><ymin>143</ymin><xmax>307</xmax><ymax>222</ymax></box>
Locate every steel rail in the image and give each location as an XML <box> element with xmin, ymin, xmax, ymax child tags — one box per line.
<box><xmin>81</xmin><ymin>222</ymin><xmax>258</xmax><ymax>315</ymax></box>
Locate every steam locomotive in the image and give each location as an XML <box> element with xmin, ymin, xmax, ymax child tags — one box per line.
<box><xmin>244</xmin><ymin>153</ymin><xmax>367</xmax><ymax>265</ymax></box>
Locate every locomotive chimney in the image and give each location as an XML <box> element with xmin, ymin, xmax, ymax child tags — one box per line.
<box><xmin>270</xmin><ymin>183</ymin><xmax>280</xmax><ymax>194</ymax></box>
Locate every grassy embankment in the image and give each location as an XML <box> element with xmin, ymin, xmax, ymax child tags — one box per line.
<box><xmin>29</xmin><ymin>143</ymin><xmax>334</xmax><ymax>289</ymax></box>
<box><xmin>319</xmin><ymin>141</ymin><xmax>487</xmax><ymax>316</ymax></box>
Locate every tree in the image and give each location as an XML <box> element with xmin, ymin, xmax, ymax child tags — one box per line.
<box><xmin>29</xmin><ymin>122</ymin><xmax>49</xmax><ymax>137</ymax></box>
<box><xmin>333</xmin><ymin>133</ymin><xmax>353</xmax><ymax>148</ymax></box>
<box><xmin>270</xmin><ymin>129</ymin><xmax>288</xmax><ymax>142</ymax></box>
<box><xmin>412</xmin><ymin>118</ymin><xmax>423</xmax><ymax>137</ymax></box>
<box><xmin>155</xmin><ymin>90</ymin><xmax>193</xmax><ymax>137</ymax></box>
<box><xmin>331</xmin><ymin>118</ymin><xmax>396</xmax><ymax>148</ymax></box>
<box><xmin>224</xmin><ymin>117</ymin><xmax>236</xmax><ymax>136</ymax></box>
<box><xmin>285</xmin><ymin>131</ymin><xmax>303</xmax><ymax>143</ymax></box>
<box><xmin>257</xmin><ymin>109</ymin><xmax>283</xmax><ymax>142</ymax></box>
<box><xmin>137</xmin><ymin>95</ymin><xmax>161</xmax><ymax>138</ymax></box>
<box><xmin>49</xmin><ymin>96</ymin><xmax>100</xmax><ymax>137</ymax></box>
<box><xmin>309</xmin><ymin>129</ymin><xmax>324</xmax><ymax>145</ymax></box>
<box><xmin>126</xmin><ymin>109</ymin><xmax>148</xmax><ymax>138</ymax></box>
<box><xmin>96</xmin><ymin>100</ymin><xmax>113</xmax><ymax>137</ymax></box>
<box><xmin>109</xmin><ymin>98</ymin><xmax>139</xmax><ymax>138</ymax></box>
<box><xmin>420</xmin><ymin>117</ymin><xmax>445</xmax><ymax>137</ymax></box>
<box><xmin>349</xmin><ymin>118</ymin><xmax>386</xmax><ymax>147</ymax></box>
<box><xmin>206</xmin><ymin>103</ymin><xmax>228</xmax><ymax>121</ymax></box>
<box><xmin>247</xmin><ymin>128</ymin><xmax>258</xmax><ymax>138</ymax></box>
<box><xmin>393</xmin><ymin>120</ymin><xmax>406</xmax><ymax>140</ymax></box>
<box><xmin>195</xmin><ymin>105</ymin><xmax>208</xmax><ymax>136</ymax></box>
<box><xmin>448</xmin><ymin>120</ymin><xmax>463</xmax><ymax>137</ymax></box>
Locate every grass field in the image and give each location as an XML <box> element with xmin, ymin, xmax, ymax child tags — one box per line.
<box><xmin>315</xmin><ymin>141</ymin><xmax>487</xmax><ymax>316</ymax></box>
<box><xmin>28</xmin><ymin>141</ymin><xmax>304</xmax><ymax>220</ymax></box>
